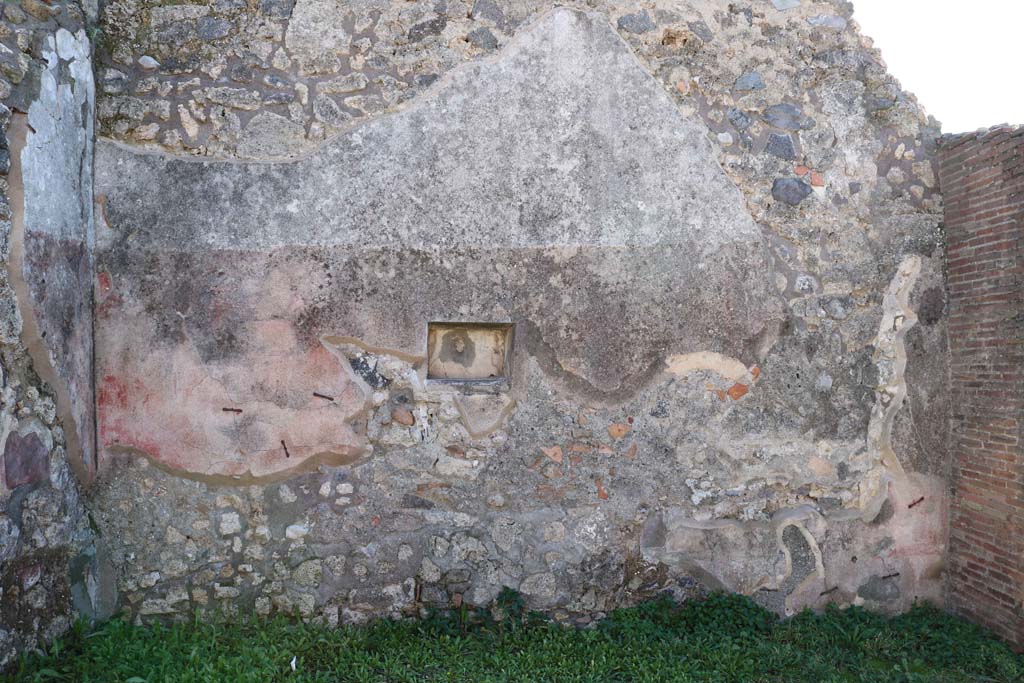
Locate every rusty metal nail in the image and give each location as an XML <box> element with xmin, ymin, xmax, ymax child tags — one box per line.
<box><xmin>313</xmin><ymin>392</ymin><xmax>335</xmax><ymax>401</ymax></box>
<box><xmin>281</xmin><ymin>440</ymin><xmax>290</xmax><ymax>458</ymax></box>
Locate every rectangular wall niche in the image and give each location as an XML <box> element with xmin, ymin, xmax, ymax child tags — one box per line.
<box><xmin>427</xmin><ymin>322</ymin><xmax>513</xmax><ymax>384</ymax></box>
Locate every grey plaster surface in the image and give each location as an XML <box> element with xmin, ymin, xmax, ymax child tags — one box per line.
<box><xmin>96</xmin><ymin>9</ymin><xmax>765</xmax><ymax>257</ymax></box>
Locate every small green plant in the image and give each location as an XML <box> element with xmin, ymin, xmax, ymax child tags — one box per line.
<box><xmin>3</xmin><ymin>593</ymin><xmax>1021</xmax><ymax>682</ymax></box>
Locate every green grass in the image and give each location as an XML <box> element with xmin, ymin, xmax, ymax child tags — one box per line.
<box><xmin>4</xmin><ymin>592</ymin><xmax>1021</xmax><ymax>683</ymax></box>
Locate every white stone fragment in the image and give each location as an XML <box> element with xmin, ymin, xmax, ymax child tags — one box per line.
<box><xmin>218</xmin><ymin>512</ymin><xmax>242</xmax><ymax>535</ymax></box>
<box><xmin>285</xmin><ymin>523</ymin><xmax>309</xmax><ymax>539</ymax></box>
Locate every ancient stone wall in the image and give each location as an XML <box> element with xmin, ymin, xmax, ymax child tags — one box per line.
<box><xmin>88</xmin><ymin>0</ymin><xmax>950</xmax><ymax>627</ymax></box>
<box><xmin>938</xmin><ymin>125</ymin><xmax>1024</xmax><ymax>648</ymax></box>
<box><xmin>0</xmin><ymin>0</ymin><xmax>114</xmax><ymax>668</ymax></box>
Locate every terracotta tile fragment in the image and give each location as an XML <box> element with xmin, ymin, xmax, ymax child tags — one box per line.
<box><xmin>607</xmin><ymin>423</ymin><xmax>630</xmax><ymax>439</ymax></box>
<box><xmin>541</xmin><ymin>445</ymin><xmax>563</xmax><ymax>463</ymax></box>
<box><xmin>727</xmin><ymin>383</ymin><xmax>749</xmax><ymax>400</ymax></box>
<box><xmin>391</xmin><ymin>408</ymin><xmax>415</xmax><ymax>426</ymax></box>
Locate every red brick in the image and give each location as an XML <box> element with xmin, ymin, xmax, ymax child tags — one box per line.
<box><xmin>939</xmin><ymin>128</ymin><xmax>1024</xmax><ymax>648</ymax></box>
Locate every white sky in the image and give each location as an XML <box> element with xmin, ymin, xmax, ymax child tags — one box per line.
<box><xmin>851</xmin><ymin>0</ymin><xmax>1024</xmax><ymax>133</ymax></box>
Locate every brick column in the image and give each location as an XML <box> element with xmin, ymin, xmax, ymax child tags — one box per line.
<box><xmin>938</xmin><ymin>125</ymin><xmax>1024</xmax><ymax>647</ymax></box>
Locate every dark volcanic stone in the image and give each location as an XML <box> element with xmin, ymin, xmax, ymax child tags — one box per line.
<box><xmin>727</xmin><ymin>107</ymin><xmax>751</xmax><ymax>131</ymax></box>
<box><xmin>765</xmin><ymin>133</ymin><xmax>796</xmax><ymax>159</ymax></box>
<box><xmin>264</xmin><ymin>73</ymin><xmax>290</xmax><ymax>89</ymax></box>
<box><xmin>400</xmin><ymin>493</ymin><xmax>434</xmax><ymax>509</ymax></box>
<box><xmin>4</xmin><ymin>431</ymin><xmax>49</xmax><ymax>489</ymax></box>
<box><xmin>867</xmin><ymin>97</ymin><xmax>895</xmax><ymax>112</ymax></box>
<box><xmin>261</xmin><ymin>0</ymin><xmax>294</xmax><ymax>18</ymax></box>
<box><xmin>408</xmin><ymin>16</ymin><xmax>448</xmax><ymax>42</ymax></box>
<box><xmin>230</xmin><ymin>64</ymin><xmax>254</xmax><ymax>84</ymax></box>
<box><xmin>153</xmin><ymin>21</ymin><xmax>197</xmax><ymax>44</ymax></box>
<box><xmin>470</xmin><ymin>0</ymin><xmax>505</xmax><ymax>29</ymax></box>
<box><xmin>687</xmin><ymin>21</ymin><xmax>715</xmax><ymax>42</ymax></box>
<box><xmin>772</xmin><ymin>177</ymin><xmax>813</xmax><ymax>205</ymax></box>
<box><xmin>734</xmin><ymin>71</ymin><xmax>765</xmax><ymax>91</ymax></box>
<box><xmin>467</xmin><ymin>27</ymin><xmax>498</xmax><ymax>50</ymax></box>
<box><xmin>197</xmin><ymin>17</ymin><xmax>232</xmax><ymax>40</ymax></box>
<box><xmin>617</xmin><ymin>10</ymin><xmax>655</xmax><ymax>34</ymax></box>
<box><xmin>763</xmin><ymin>103</ymin><xmax>813</xmax><ymax>131</ymax></box>
<box><xmin>350</xmin><ymin>356</ymin><xmax>390</xmax><ymax>389</ymax></box>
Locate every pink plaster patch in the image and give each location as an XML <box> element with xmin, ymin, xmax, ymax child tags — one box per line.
<box><xmin>97</xmin><ymin>306</ymin><xmax>368</xmax><ymax>481</ymax></box>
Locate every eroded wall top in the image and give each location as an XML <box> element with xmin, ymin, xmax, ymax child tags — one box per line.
<box><xmin>95</xmin><ymin>0</ymin><xmax>941</xmax><ymax>174</ymax></box>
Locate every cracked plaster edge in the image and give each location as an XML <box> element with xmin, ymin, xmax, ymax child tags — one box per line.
<box><xmin>866</xmin><ymin>255</ymin><xmax>922</xmax><ymax>499</ymax></box>
<box><xmin>102</xmin><ymin>441</ymin><xmax>368</xmax><ymax>487</ymax></box>
<box><xmin>7</xmin><ymin>114</ymin><xmax>91</xmax><ymax>484</ymax></box>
